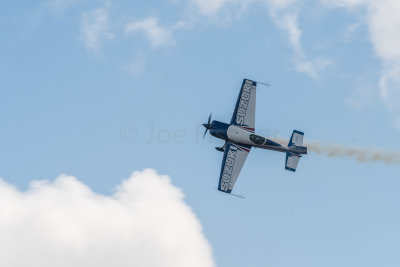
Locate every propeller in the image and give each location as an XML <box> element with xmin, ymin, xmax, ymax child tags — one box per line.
<box><xmin>202</xmin><ymin>113</ymin><xmax>212</xmax><ymax>139</ymax></box>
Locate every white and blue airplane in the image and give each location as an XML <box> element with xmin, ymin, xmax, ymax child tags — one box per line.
<box><xmin>203</xmin><ymin>79</ymin><xmax>307</xmax><ymax>194</ymax></box>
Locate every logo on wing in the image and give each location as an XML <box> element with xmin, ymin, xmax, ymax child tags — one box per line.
<box><xmin>236</xmin><ymin>80</ymin><xmax>254</xmax><ymax>125</ymax></box>
<box><xmin>220</xmin><ymin>145</ymin><xmax>237</xmax><ymax>192</ymax></box>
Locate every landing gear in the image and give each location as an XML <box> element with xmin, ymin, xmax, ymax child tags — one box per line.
<box><xmin>215</xmin><ymin>143</ymin><xmax>226</xmax><ymax>152</ymax></box>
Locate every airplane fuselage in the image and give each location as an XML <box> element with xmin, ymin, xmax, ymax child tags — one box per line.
<box><xmin>203</xmin><ymin>78</ymin><xmax>307</xmax><ymax>193</ymax></box>
<box><xmin>209</xmin><ymin>120</ymin><xmax>307</xmax><ymax>155</ymax></box>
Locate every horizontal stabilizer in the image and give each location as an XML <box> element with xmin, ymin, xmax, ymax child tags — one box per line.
<box><xmin>290</xmin><ymin>146</ymin><xmax>307</xmax><ymax>155</ymax></box>
<box><xmin>285</xmin><ymin>153</ymin><xmax>300</xmax><ymax>172</ymax></box>
<box><xmin>285</xmin><ymin>130</ymin><xmax>306</xmax><ymax>172</ymax></box>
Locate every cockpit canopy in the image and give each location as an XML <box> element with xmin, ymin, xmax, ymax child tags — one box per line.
<box><xmin>249</xmin><ymin>134</ymin><xmax>266</xmax><ymax>145</ymax></box>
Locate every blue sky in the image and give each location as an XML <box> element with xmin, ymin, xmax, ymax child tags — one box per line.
<box><xmin>1</xmin><ymin>0</ymin><xmax>400</xmax><ymax>266</ymax></box>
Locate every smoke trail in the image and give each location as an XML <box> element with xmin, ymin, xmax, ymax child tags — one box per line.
<box><xmin>270</xmin><ymin>137</ymin><xmax>400</xmax><ymax>166</ymax></box>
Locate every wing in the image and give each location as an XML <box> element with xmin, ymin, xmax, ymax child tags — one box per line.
<box><xmin>230</xmin><ymin>79</ymin><xmax>257</xmax><ymax>132</ymax></box>
<box><xmin>218</xmin><ymin>142</ymin><xmax>251</xmax><ymax>193</ymax></box>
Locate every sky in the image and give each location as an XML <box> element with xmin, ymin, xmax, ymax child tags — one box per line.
<box><xmin>1</xmin><ymin>0</ymin><xmax>400</xmax><ymax>266</ymax></box>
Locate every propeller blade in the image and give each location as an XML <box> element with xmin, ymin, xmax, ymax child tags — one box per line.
<box><xmin>202</xmin><ymin>128</ymin><xmax>208</xmax><ymax>139</ymax></box>
<box><xmin>202</xmin><ymin>113</ymin><xmax>212</xmax><ymax>139</ymax></box>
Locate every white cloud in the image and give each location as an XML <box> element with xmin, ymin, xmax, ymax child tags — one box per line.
<box><xmin>188</xmin><ymin>0</ymin><xmax>261</xmax><ymax>16</ymax></box>
<box><xmin>186</xmin><ymin>0</ymin><xmax>262</xmax><ymax>23</ymax></box>
<box><xmin>0</xmin><ymin>169</ymin><xmax>215</xmax><ymax>267</ymax></box>
<box><xmin>79</xmin><ymin>4</ymin><xmax>113</xmax><ymax>51</ymax></box>
<box><xmin>187</xmin><ymin>0</ymin><xmax>330</xmax><ymax>78</ymax></box>
<box><xmin>323</xmin><ymin>0</ymin><xmax>400</xmax><ymax>125</ymax></box>
<box><xmin>190</xmin><ymin>0</ymin><xmax>398</xmax><ymax>116</ymax></box>
<box><xmin>187</xmin><ymin>0</ymin><xmax>298</xmax><ymax>18</ymax></box>
<box><xmin>368</xmin><ymin>1</ymin><xmax>400</xmax><ymax>113</ymax></box>
<box><xmin>268</xmin><ymin>0</ymin><xmax>297</xmax><ymax>9</ymax></box>
<box><xmin>279</xmin><ymin>14</ymin><xmax>302</xmax><ymax>54</ymax></box>
<box><xmin>272</xmin><ymin>13</ymin><xmax>332</xmax><ymax>79</ymax></box>
<box><xmin>380</xmin><ymin>65</ymin><xmax>400</xmax><ymax>111</ymax></box>
<box><xmin>190</xmin><ymin>0</ymin><xmax>233</xmax><ymax>15</ymax></box>
<box><xmin>188</xmin><ymin>0</ymin><xmax>296</xmax><ymax>16</ymax></box>
<box><xmin>125</xmin><ymin>17</ymin><xmax>173</xmax><ymax>48</ymax></box>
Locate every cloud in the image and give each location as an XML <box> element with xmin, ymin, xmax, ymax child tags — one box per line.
<box><xmin>79</xmin><ymin>4</ymin><xmax>113</xmax><ymax>51</ymax></box>
<box><xmin>322</xmin><ymin>0</ymin><xmax>400</xmax><ymax>126</ymax></box>
<box><xmin>190</xmin><ymin>0</ymin><xmax>233</xmax><ymax>15</ymax></box>
<box><xmin>188</xmin><ymin>0</ymin><xmax>301</xmax><ymax>15</ymax></box>
<box><xmin>187</xmin><ymin>0</ymin><xmax>296</xmax><ymax>16</ymax></box>
<box><xmin>188</xmin><ymin>0</ymin><xmax>330</xmax><ymax>78</ymax></box>
<box><xmin>125</xmin><ymin>17</ymin><xmax>173</xmax><ymax>48</ymax></box>
<box><xmin>271</xmin><ymin>12</ymin><xmax>332</xmax><ymax>79</ymax></box>
<box><xmin>192</xmin><ymin>0</ymin><xmax>398</xmax><ymax>119</ymax></box>
<box><xmin>370</xmin><ymin>0</ymin><xmax>400</xmax><ymax>115</ymax></box>
<box><xmin>274</xmin><ymin>14</ymin><xmax>315</xmax><ymax>76</ymax></box>
<box><xmin>278</xmin><ymin>14</ymin><xmax>302</xmax><ymax>54</ymax></box>
<box><xmin>0</xmin><ymin>169</ymin><xmax>215</xmax><ymax>267</ymax></box>
<box><xmin>188</xmin><ymin>0</ymin><xmax>256</xmax><ymax>16</ymax></box>
<box><xmin>268</xmin><ymin>0</ymin><xmax>298</xmax><ymax>9</ymax></box>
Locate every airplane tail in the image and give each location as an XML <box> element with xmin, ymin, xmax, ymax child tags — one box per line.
<box><xmin>285</xmin><ymin>130</ymin><xmax>307</xmax><ymax>172</ymax></box>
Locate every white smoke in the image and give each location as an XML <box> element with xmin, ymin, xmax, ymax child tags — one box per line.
<box><xmin>0</xmin><ymin>169</ymin><xmax>215</xmax><ymax>267</ymax></box>
<box><xmin>271</xmin><ymin>137</ymin><xmax>400</xmax><ymax>166</ymax></box>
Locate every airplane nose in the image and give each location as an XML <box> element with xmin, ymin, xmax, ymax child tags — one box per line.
<box><xmin>203</xmin><ymin>123</ymin><xmax>209</xmax><ymax>129</ymax></box>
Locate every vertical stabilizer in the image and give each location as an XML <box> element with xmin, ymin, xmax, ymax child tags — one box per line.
<box><xmin>288</xmin><ymin>130</ymin><xmax>304</xmax><ymax>147</ymax></box>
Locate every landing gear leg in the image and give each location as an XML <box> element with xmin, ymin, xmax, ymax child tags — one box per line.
<box><xmin>215</xmin><ymin>143</ymin><xmax>226</xmax><ymax>152</ymax></box>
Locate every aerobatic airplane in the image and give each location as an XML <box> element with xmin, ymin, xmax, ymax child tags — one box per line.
<box><xmin>203</xmin><ymin>79</ymin><xmax>307</xmax><ymax>194</ymax></box>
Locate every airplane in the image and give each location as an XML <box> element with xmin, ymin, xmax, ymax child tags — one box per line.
<box><xmin>203</xmin><ymin>79</ymin><xmax>307</xmax><ymax>194</ymax></box>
